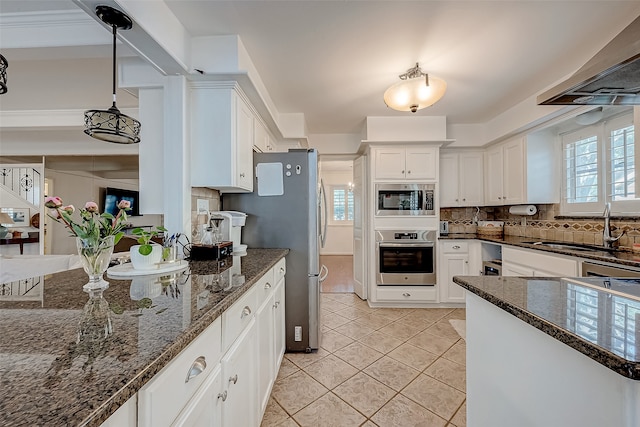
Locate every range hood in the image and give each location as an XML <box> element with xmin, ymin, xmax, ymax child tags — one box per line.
<box><xmin>538</xmin><ymin>16</ymin><xmax>640</xmax><ymax>105</ymax></box>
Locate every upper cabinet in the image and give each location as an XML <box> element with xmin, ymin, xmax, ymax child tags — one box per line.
<box><xmin>253</xmin><ymin>119</ymin><xmax>276</xmax><ymax>153</ymax></box>
<box><xmin>484</xmin><ymin>134</ymin><xmax>559</xmax><ymax>206</ymax></box>
<box><xmin>440</xmin><ymin>150</ymin><xmax>484</xmax><ymax>207</ymax></box>
<box><xmin>190</xmin><ymin>83</ymin><xmax>254</xmax><ymax>192</ymax></box>
<box><xmin>373</xmin><ymin>146</ymin><xmax>438</xmax><ymax>181</ymax></box>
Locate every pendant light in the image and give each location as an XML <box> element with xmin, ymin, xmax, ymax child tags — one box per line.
<box><xmin>383</xmin><ymin>63</ymin><xmax>446</xmax><ymax>113</ymax></box>
<box><xmin>84</xmin><ymin>6</ymin><xmax>141</xmax><ymax>144</ymax></box>
<box><xmin>0</xmin><ymin>54</ymin><xmax>8</xmax><ymax>95</ymax></box>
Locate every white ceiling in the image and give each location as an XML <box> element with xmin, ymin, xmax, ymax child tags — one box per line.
<box><xmin>1</xmin><ymin>1</ymin><xmax>640</xmax><ymax>138</ymax></box>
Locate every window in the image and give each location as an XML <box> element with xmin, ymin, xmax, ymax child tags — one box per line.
<box><xmin>561</xmin><ymin>112</ymin><xmax>637</xmax><ymax>215</ymax></box>
<box><xmin>331</xmin><ymin>186</ymin><xmax>354</xmax><ymax>223</ymax></box>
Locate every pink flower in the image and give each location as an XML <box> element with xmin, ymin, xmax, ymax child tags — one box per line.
<box><xmin>84</xmin><ymin>202</ymin><xmax>99</xmax><ymax>213</ymax></box>
<box><xmin>49</xmin><ymin>208</ymin><xmax>61</xmax><ymax>219</ymax></box>
<box><xmin>62</xmin><ymin>205</ymin><xmax>75</xmax><ymax>214</ymax></box>
<box><xmin>44</xmin><ymin>196</ymin><xmax>63</xmax><ymax>208</ymax></box>
<box><xmin>117</xmin><ymin>200</ymin><xmax>131</xmax><ymax>210</ymax></box>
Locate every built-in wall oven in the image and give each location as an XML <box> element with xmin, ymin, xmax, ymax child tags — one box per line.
<box><xmin>375</xmin><ymin>230</ymin><xmax>437</xmax><ymax>286</ymax></box>
<box><xmin>375</xmin><ymin>183</ymin><xmax>435</xmax><ymax>216</ymax></box>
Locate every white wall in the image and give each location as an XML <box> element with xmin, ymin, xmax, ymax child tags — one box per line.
<box><xmin>46</xmin><ymin>170</ymin><xmax>162</xmax><ymax>254</ymax></box>
<box><xmin>320</xmin><ymin>165</ymin><xmax>354</xmax><ymax>255</ymax></box>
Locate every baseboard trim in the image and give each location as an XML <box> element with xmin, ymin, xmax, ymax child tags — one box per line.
<box><xmin>319</xmin><ymin>252</ymin><xmax>354</xmax><ymax>256</ymax></box>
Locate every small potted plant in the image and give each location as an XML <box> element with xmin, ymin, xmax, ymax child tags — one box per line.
<box><xmin>129</xmin><ymin>226</ymin><xmax>167</xmax><ymax>270</ymax></box>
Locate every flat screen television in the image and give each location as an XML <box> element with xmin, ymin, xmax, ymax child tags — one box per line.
<box><xmin>103</xmin><ymin>187</ymin><xmax>140</xmax><ymax>216</ymax></box>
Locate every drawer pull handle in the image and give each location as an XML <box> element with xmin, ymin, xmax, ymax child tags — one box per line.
<box><xmin>217</xmin><ymin>391</ymin><xmax>228</xmax><ymax>401</ymax></box>
<box><xmin>452</xmin><ymin>245</ymin><xmax>460</xmax><ymax>249</ymax></box>
<box><xmin>280</xmin><ymin>267</ymin><xmax>285</xmax><ymax>273</ymax></box>
<box><xmin>229</xmin><ymin>374</ymin><xmax>238</xmax><ymax>385</ymax></box>
<box><xmin>264</xmin><ymin>282</ymin><xmax>272</xmax><ymax>289</ymax></box>
<box><xmin>185</xmin><ymin>356</ymin><xmax>207</xmax><ymax>383</ymax></box>
<box><xmin>403</xmin><ymin>293</ymin><xmax>411</xmax><ymax>297</ymax></box>
<box><xmin>273</xmin><ymin>301</ymin><xmax>280</xmax><ymax>309</ymax></box>
<box><xmin>241</xmin><ymin>306</ymin><xmax>252</xmax><ymax>318</ymax></box>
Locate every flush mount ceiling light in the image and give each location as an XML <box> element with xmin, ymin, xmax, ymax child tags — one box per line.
<box><xmin>84</xmin><ymin>6</ymin><xmax>141</xmax><ymax>144</ymax></box>
<box><xmin>383</xmin><ymin>63</ymin><xmax>447</xmax><ymax>113</ymax></box>
<box><xmin>0</xmin><ymin>54</ymin><xmax>8</xmax><ymax>95</ymax></box>
<box><xmin>575</xmin><ymin>107</ymin><xmax>604</xmax><ymax>126</ymax></box>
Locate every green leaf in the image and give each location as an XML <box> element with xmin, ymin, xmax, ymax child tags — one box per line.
<box><xmin>138</xmin><ymin>244</ymin><xmax>153</xmax><ymax>255</ymax></box>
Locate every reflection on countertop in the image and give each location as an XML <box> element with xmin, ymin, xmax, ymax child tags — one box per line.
<box><xmin>453</xmin><ymin>275</ymin><xmax>640</xmax><ymax>379</ymax></box>
<box><xmin>0</xmin><ymin>248</ymin><xmax>288</xmax><ymax>427</ymax></box>
<box><xmin>440</xmin><ymin>233</ymin><xmax>640</xmax><ymax>268</ymax></box>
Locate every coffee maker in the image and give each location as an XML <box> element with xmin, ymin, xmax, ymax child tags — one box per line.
<box><xmin>217</xmin><ymin>211</ymin><xmax>247</xmax><ymax>255</ymax></box>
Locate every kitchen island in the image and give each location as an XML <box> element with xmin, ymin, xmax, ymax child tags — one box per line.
<box><xmin>454</xmin><ymin>275</ymin><xmax>640</xmax><ymax>427</ymax></box>
<box><xmin>0</xmin><ymin>248</ymin><xmax>288</xmax><ymax>427</ymax></box>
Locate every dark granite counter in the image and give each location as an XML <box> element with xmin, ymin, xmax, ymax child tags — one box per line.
<box><xmin>0</xmin><ymin>248</ymin><xmax>288</xmax><ymax>427</ymax></box>
<box><xmin>440</xmin><ymin>233</ymin><xmax>640</xmax><ymax>269</ymax></box>
<box><xmin>454</xmin><ymin>275</ymin><xmax>640</xmax><ymax>380</ymax></box>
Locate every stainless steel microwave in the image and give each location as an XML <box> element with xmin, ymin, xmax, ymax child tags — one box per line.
<box><xmin>375</xmin><ymin>183</ymin><xmax>435</xmax><ymax>216</ymax></box>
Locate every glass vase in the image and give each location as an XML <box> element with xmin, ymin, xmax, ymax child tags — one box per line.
<box><xmin>76</xmin><ymin>235</ymin><xmax>115</xmax><ymax>291</ymax></box>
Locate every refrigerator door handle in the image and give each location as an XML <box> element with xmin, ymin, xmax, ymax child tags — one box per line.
<box><xmin>319</xmin><ymin>179</ymin><xmax>328</xmax><ymax>248</ymax></box>
<box><xmin>319</xmin><ymin>264</ymin><xmax>329</xmax><ymax>283</ymax></box>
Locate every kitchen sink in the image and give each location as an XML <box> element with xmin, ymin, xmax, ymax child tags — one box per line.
<box><xmin>523</xmin><ymin>241</ymin><xmax>615</xmax><ymax>252</ymax></box>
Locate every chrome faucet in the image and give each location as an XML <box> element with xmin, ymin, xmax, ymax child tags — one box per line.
<box><xmin>603</xmin><ymin>202</ymin><xmax>623</xmax><ymax>248</ymax></box>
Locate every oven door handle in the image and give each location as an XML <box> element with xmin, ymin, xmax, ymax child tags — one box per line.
<box><xmin>378</xmin><ymin>242</ymin><xmax>434</xmax><ymax>248</ymax></box>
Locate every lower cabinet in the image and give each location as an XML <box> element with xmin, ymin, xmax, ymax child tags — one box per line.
<box><xmin>502</xmin><ymin>246</ymin><xmax>578</xmax><ymax>277</ymax></box>
<box><xmin>130</xmin><ymin>258</ymin><xmax>286</xmax><ymax>427</ymax></box>
<box><xmin>439</xmin><ymin>240</ymin><xmax>480</xmax><ymax>303</ymax></box>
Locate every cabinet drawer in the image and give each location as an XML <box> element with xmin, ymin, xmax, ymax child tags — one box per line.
<box><xmin>139</xmin><ymin>317</ymin><xmax>222</xmax><ymax>427</ymax></box>
<box><xmin>222</xmin><ymin>285</ymin><xmax>258</xmax><ymax>352</ymax></box>
<box><xmin>376</xmin><ymin>286</ymin><xmax>437</xmax><ymax>302</ymax></box>
<box><xmin>441</xmin><ymin>241</ymin><xmax>469</xmax><ymax>253</ymax></box>
<box><xmin>256</xmin><ymin>267</ymin><xmax>276</xmax><ymax>308</ymax></box>
<box><xmin>275</xmin><ymin>257</ymin><xmax>286</xmax><ymax>284</ymax></box>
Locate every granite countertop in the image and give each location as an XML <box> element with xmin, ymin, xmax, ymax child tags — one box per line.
<box><xmin>453</xmin><ymin>275</ymin><xmax>640</xmax><ymax>380</ymax></box>
<box><xmin>440</xmin><ymin>233</ymin><xmax>640</xmax><ymax>269</ymax></box>
<box><xmin>0</xmin><ymin>248</ymin><xmax>288</xmax><ymax>427</ymax></box>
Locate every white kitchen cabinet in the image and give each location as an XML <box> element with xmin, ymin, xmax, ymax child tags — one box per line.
<box><xmin>502</xmin><ymin>246</ymin><xmax>578</xmax><ymax>277</ymax></box>
<box><xmin>273</xmin><ymin>278</ymin><xmax>286</xmax><ymax>369</ymax></box>
<box><xmin>172</xmin><ymin>364</ymin><xmax>223</xmax><ymax>427</ymax></box>
<box><xmin>100</xmin><ymin>396</ymin><xmax>137</xmax><ymax>427</ymax></box>
<box><xmin>440</xmin><ymin>150</ymin><xmax>484</xmax><ymax>207</ymax></box>
<box><xmin>439</xmin><ymin>241</ymin><xmax>473</xmax><ymax>303</ymax></box>
<box><xmin>484</xmin><ymin>134</ymin><xmax>559</xmax><ymax>206</ymax></box>
<box><xmin>254</xmin><ymin>118</ymin><xmax>275</xmax><ymax>153</ymax></box>
<box><xmin>190</xmin><ymin>83</ymin><xmax>254</xmax><ymax>192</ymax></box>
<box><xmin>256</xmin><ymin>278</ymin><xmax>276</xmax><ymax>417</ymax></box>
<box><xmin>374</xmin><ymin>286</ymin><xmax>437</xmax><ymax>304</ymax></box>
<box><xmin>373</xmin><ymin>146</ymin><xmax>437</xmax><ymax>180</ymax></box>
<box><xmin>221</xmin><ymin>319</ymin><xmax>258</xmax><ymax>427</ymax></box>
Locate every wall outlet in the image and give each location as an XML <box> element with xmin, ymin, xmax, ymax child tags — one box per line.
<box><xmin>294</xmin><ymin>326</ymin><xmax>302</xmax><ymax>341</ymax></box>
<box><xmin>196</xmin><ymin>199</ymin><xmax>210</xmax><ymax>213</ymax></box>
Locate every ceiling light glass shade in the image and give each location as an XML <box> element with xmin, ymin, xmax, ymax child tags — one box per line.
<box><xmin>0</xmin><ymin>54</ymin><xmax>8</xmax><ymax>95</ymax></box>
<box><xmin>384</xmin><ymin>74</ymin><xmax>447</xmax><ymax>113</ymax></box>
<box><xmin>84</xmin><ymin>6</ymin><xmax>141</xmax><ymax>144</ymax></box>
<box><xmin>575</xmin><ymin>107</ymin><xmax>604</xmax><ymax>125</ymax></box>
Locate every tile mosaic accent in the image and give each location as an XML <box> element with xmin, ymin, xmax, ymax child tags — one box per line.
<box><xmin>441</xmin><ymin>204</ymin><xmax>640</xmax><ymax>251</ymax></box>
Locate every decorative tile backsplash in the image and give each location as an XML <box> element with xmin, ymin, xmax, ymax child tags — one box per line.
<box><xmin>441</xmin><ymin>204</ymin><xmax>640</xmax><ymax>251</ymax></box>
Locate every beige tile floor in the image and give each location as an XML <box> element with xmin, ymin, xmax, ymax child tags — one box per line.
<box><xmin>261</xmin><ymin>293</ymin><xmax>467</xmax><ymax>427</ymax></box>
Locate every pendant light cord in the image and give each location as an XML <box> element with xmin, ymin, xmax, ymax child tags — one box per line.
<box><xmin>111</xmin><ymin>23</ymin><xmax>117</xmax><ymax>107</ymax></box>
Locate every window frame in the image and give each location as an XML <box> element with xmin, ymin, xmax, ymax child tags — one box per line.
<box><xmin>560</xmin><ymin>112</ymin><xmax>638</xmax><ymax>216</ymax></box>
<box><xmin>328</xmin><ymin>185</ymin><xmax>354</xmax><ymax>226</ymax></box>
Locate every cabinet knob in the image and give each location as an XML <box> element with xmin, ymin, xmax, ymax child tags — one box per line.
<box><xmin>455</xmin><ymin>198</ymin><xmax>459</xmax><ymax>202</ymax></box>
<box><xmin>273</xmin><ymin>301</ymin><xmax>280</xmax><ymax>309</ymax></box>
<box><xmin>241</xmin><ymin>306</ymin><xmax>252</xmax><ymax>318</ymax></box>
<box><xmin>407</xmin><ymin>170</ymin><xmax>411</xmax><ymax>174</ymax></box>
<box><xmin>240</xmin><ymin>173</ymin><xmax>246</xmax><ymax>178</ymax></box>
<box><xmin>453</xmin><ymin>245</ymin><xmax>460</xmax><ymax>249</ymax></box>
<box><xmin>229</xmin><ymin>374</ymin><xmax>238</xmax><ymax>385</ymax></box>
<box><xmin>401</xmin><ymin>170</ymin><xmax>404</xmax><ymax>174</ymax></box>
<box><xmin>280</xmin><ymin>267</ymin><xmax>285</xmax><ymax>273</ymax></box>
<box><xmin>217</xmin><ymin>391</ymin><xmax>228</xmax><ymax>401</ymax></box>
<box><xmin>462</xmin><ymin>198</ymin><xmax>466</xmax><ymax>201</ymax></box>
<box><xmin>264</xmin><ymin>282</ymin><xmax>272</xmax><ymax>289</ymax></box>
<box><xmin>402</xmin><ymin>293</ymin><xmax>411</xmax><ymax>297</ymax></box>
<box><xmin>185</xmin><ymin>356</ymin><xmax>207</xmax><ymax>383</ymax></box>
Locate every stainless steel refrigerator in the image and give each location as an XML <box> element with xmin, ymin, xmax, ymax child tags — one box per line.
<box><xmin>223</xmin><ymin>149</ymin><xmax>327</xmax><ymax>352</ymax></box>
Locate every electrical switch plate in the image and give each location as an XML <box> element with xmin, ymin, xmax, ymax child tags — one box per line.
<box><xmin>294</xmin><ymin>326</ymin><xmax>302</xmax><ymax>341</ymax></box>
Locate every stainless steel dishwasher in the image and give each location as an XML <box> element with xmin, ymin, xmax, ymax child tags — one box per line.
<box><xmin>581</xmin><ymin>261</ymin><xmax>640</xmax><ymax>277</ymax></box>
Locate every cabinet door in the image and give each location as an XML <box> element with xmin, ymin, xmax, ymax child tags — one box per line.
<box><xmin>256</xmin><ymin>295</ymin><xmax>275</xmax><ymax>417</ymax></box>
<box><xmin>253</xmin><ymin>119</ymin><xmax>269</xmax><ymax>152</ymax></box>
<box><xmin>235</xmin><ymin>95</ymin><xmax>254</xmax><ymax>191</ymax></box>
<box><xmin>502</xmin><ymin>138</ymin><xmax>525</xmax><ymax>205</ymax></box>
<box><xmin>485</xmin><ymin>146</ymin><xmax>504</xmax><ymax>206</ymax></box>
<box><xmin>405</xmin><ymin>147</ymin><xmax>437</xmax><ymax>180</ymax></box>
<box><xmin>502</xmin><ymin>262</ymin><xmax>534</xmax><ymax>277</ymax></box>
<box><xmin>458</xmin><ymin>152</ymin><xmax>484</xmax><ymax>206</ymax></box>
<box><xmin>172</xmin><ymin>365</ymin><xmax>223</xmax><ymax>427</ymax></box>
<box><xmin>441</xmin><ymin>254</ymin><xmax>468</xmax><ymax>303</ymax></box>
<box><xmin>439</xmin><ymin>152</ymin><xmax>460</xmax><ymax>207</ymax></box>
<box><xmin>374</xmin><ymin>149</ymin><xmax>406</xmax><ymax>179</ymax></box>
<box><xmin>222</xmin><ymin>319</ymin><xmax>258</xmax><ymax>427</ymax></box>
<box><xmin>273</xmin><ymin>279</ymin><xmax>286</xmax><ymax>370</ymax></box>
